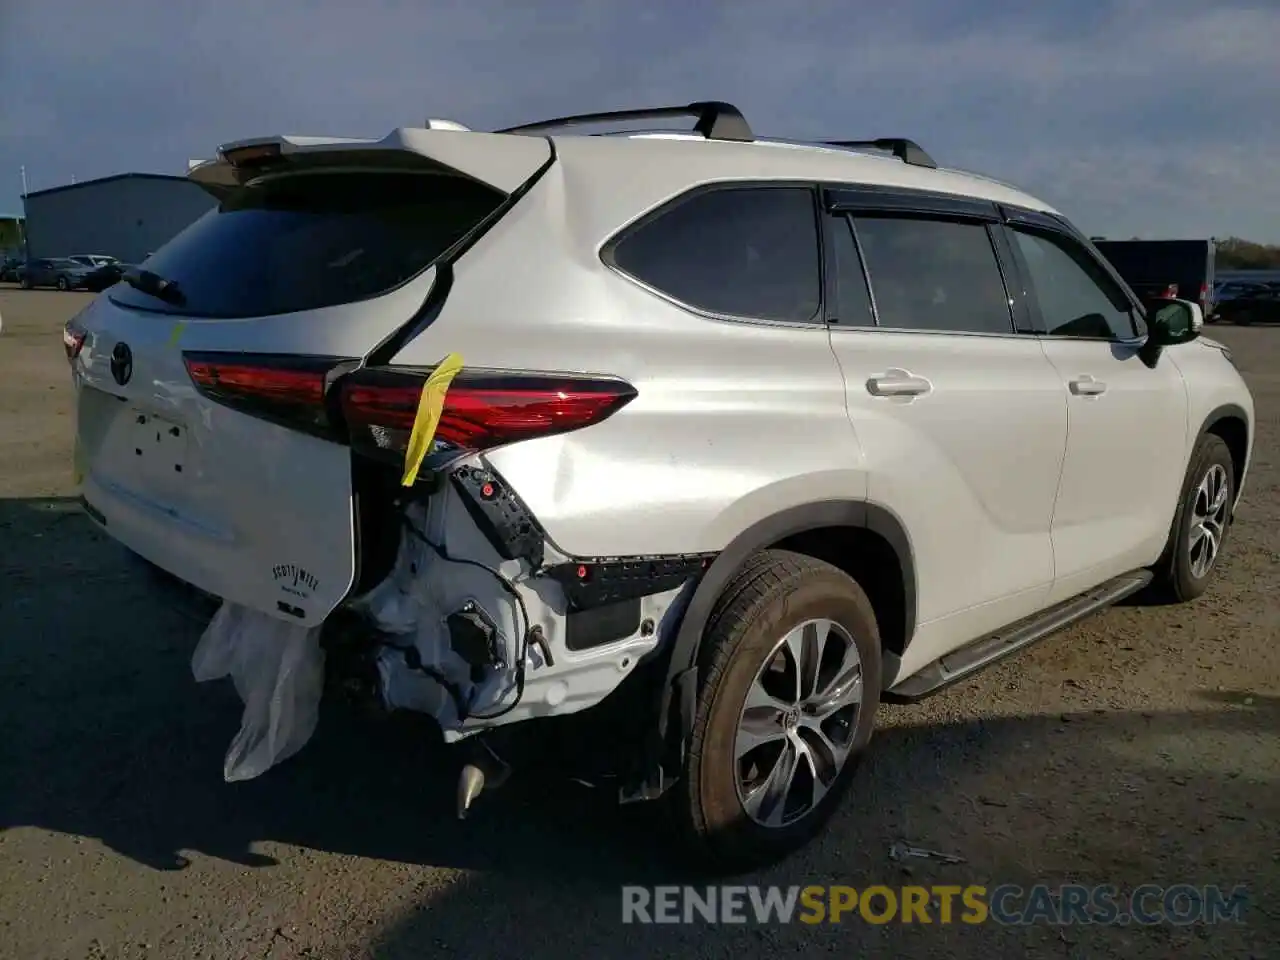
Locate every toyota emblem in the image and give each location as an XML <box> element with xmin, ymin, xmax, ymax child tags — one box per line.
<box><xmin>110</xmin><ymin>342</ymin><xmax>133</xmax><ymax>386</ymax></box>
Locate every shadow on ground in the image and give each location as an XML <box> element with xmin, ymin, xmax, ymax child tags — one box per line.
<box><xmin>2</xmin><ymin>497</ymin><xmax>1276</xmax><ymax>959</ymax></box>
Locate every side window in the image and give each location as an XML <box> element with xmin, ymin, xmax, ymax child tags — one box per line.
<box><xmin>610</xmin><ymin>186</ymin><xmax>822</xmax><ymax>324</ymax></box>
<box><xmin>1012</xmin><ymin>230</ymin><xmax>1138</xmax><ymax>339</ymax></box>
<box><xmin>828</xmin><ymin>213</ymin><xmax>875</xmax><ymax>326</ymax></box>
<box><xmin>852</xmin><ymin>217</ymin><xmax>1014</xmax><ymax>334</ymax></box>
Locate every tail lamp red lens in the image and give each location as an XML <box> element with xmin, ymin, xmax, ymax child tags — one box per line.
<box><xmin>63</xmin><ymin>321</ymin><xmax>86</xmax><ymax>360</ymax></box>
<box><xmin>181</xmin><ymin>352</ymin><xmax>637</xmax><ymax>461</ymax></box>
<box><xmin>183</xmin><ymin>353</ymin><xmax>336</xmax><ymax>437</ymax></box>
<box><xmin>339</xmin><ymin>367</ymin><xmax>637</xmax><ymax>463</ymax></box>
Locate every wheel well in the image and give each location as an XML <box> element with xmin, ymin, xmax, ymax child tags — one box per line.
<box><xmin>1207</xmin><ymin>415</ymin><xmax>1248</xmax><ymax>498</ymax></box>
<box><xmin>772</xmin><ymin>526</ymin><xmax>908</xmax><ymax>657</ymax></box>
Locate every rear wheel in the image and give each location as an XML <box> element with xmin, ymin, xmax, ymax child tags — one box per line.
<box><xmin>674</xmin><ymin>550</ymin><xmax>881</xmax><ymax>873</ymax></box>
<box><xmin>20</xmin><ymin>275</ymin><xmax>32</xmax><ymax>289</ymax></box>
<box><xmin>1149</xmin><ymin>434</ymin><xmax>1235</xmax><ymax>603</ymax></box>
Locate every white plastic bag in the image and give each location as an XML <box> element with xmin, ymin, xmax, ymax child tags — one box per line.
<box><xmin>192</xmin><ymin>601</ymin><xmax>326</xmax><ymax>782</ymax></box>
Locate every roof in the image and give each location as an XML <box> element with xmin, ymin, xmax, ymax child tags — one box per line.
<box><xmin>551</xmin><ymin>134</ymin><xmax>1058</xmax><ymax>215</ymax></box>
<box><xmin>533</xmin><ymin>134</ymin><xmax>1060</xmax><ymax>248</ymax></box>
<box><xmin>23</xmin><ymin>172</ymin><xmax>192</xmax><ymax>200</ymax></box>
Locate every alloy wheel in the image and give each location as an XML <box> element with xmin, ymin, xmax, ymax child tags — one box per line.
<box><xmin>1188</xmin><ymin>463</ymin><xmax>1230</xmax><ymax>579</ymax></box>
<box><xmin>734</xmin><ymin>618</ymin><xmax>863</xmax><ymax>828</ymax></box>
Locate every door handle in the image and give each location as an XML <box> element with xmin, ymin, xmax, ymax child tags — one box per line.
<box><xmin>866</xmin><ymin>369</ymin><xmax>932</xmax><ymax>398</ymax></box>
<box><xmin>1068</xmin><ymin>375</ymin><xmax>1107</xmax><ymax>396</ymax></box>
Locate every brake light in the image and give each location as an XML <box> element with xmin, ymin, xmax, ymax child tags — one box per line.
<box><xmin>183</xmin><ymin>352</ymin><xmax>346</xmax><ymax>438</ymax></box>
<box><xmin>1162</xmin><ymin>283</ymin><xmax>1179</xmax><ymax>298</ymax></box>
<box><xmin>340</xmin><ymin>367</ymin><xmax>637</xmax><ymax>463</ymax></box>
<box><xmin>63</xmin><ymin>320</ymin><xmax>86</xmax><ymax>360</ymax></box>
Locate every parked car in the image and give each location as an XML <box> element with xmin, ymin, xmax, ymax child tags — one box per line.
<box><xmin>1094</xmin><ymin>239</ymin><xmax>1215</xmax><ymax>320</ymax></box>
<box><xmin>66</xmin><ymin>103</ymin><xmax>1255</xmax><ymax>872</ymax></box>
<box><xmin>67</xmin><ymin>254</ymin><xmax>119</xmax><ymax>270</ymax></box>
<box><xmin>82</xmin><ymin>260</ymin><xmax>134</xmax><ymax>293</ymax></box>
<box><xmin>20</xmin><ymin>257</ymin><xmax>96</xmax><ymax>290</ymax></box>
<box><xmin>1212</xmin><ymin>285</ymin><xmax>1280</xmax><ymax>325</ymax></box>
<box><xmin>0</xmin><ymin>255</ymin><xmax>26</xmax><ymax>283</ymax></box>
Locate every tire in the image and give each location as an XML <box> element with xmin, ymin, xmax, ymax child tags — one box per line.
<box><xmin>20</xmin><ymin>276</ymin><xmax>32</xmax><ymax>290</ymax></box>
<box><xmin>674</xmin><ymin>549</ymin><xmax>882</xmax><ymax>873</ymax></box>
<box><xmin>56</xmin><ymin>277</ymin><xmax>69</xmax><ymax>291</ymax></box>
<box><xmin>1149</xmin><ymin>434</ymin><xmax>1235</xmax><ymax>603</ymax></box>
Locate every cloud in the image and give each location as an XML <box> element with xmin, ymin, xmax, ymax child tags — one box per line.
<box><xmin>1</xmin><ymin>0</ymin><xmax>1277</xmax><ymax>239</ymax></box>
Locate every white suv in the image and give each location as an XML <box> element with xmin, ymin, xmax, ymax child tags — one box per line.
<box><xmin>66</xmin><ymin>102</ymin><xmax>1254</xmax><ymax>872</ymax></box>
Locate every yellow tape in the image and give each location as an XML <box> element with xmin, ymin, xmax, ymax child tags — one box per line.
<box><xmin>167</xmin><ymin>322</ymin><xmax>186</xmax><ymax>347</ymax></box>
<box><xmin>400</xmin><ymin>353</ymin><xmax>464</xmax><ymax>487</ymax></box>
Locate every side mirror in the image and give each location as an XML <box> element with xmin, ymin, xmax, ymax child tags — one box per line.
<box><xmin>1140</xmin><ymin>298</ymin><xmax>1201</xmax><ymax>367</ymax></box>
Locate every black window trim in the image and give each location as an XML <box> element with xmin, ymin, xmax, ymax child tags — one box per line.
<box><xmin>821</xmin><ymin>210</ymin><xmax>879</xmax><ymax>328</ymax></box>
<box><xmin>599</xmin><ymin>180</ymin><xmax>829</xmax><ymax>330</ymax></box>
<box><xmin>998</xmin><ymin>208</ymin><xmax>1148</xmax><ymax>343</ymax></box>
<box><xmin>819</xmin><ymin>184</ymin><xmax>1020</xmax><ymax>339</ymax></box>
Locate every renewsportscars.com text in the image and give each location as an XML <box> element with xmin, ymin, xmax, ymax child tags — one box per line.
<box><xmin>621</xmin><ymin>884</ymin><xmax>1249</xmax><ymax>926</ymax></box>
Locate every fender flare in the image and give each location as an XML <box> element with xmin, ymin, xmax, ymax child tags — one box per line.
<box><xmin>652</xmin><ymin>499</ymin><xmax>916</xmax><ymax>751</ymax></box>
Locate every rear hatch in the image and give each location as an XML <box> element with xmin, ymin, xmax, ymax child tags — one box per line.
<box><xmin>71</xmin><ymin>129</ymin><xmax>551</xmax><ymax>626</ymax></box>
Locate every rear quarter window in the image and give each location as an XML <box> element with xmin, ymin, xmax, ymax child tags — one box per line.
<box><xmin>606</xmin><ymin>185</ymin><xmax>823</xmax><ymax>324</ymax></box>
<box><xmin>109</xmin><ymin>171</ymin><xmax>504</xmax><ymax>318</ymax></box>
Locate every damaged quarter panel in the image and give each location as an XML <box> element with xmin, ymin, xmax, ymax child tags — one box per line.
<box><xmin>388</xmin><ymin>140</ymin><xmax>867</xmax><ymax>562</ymax></box>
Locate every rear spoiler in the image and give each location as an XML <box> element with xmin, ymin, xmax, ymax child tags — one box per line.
<box><xmin>188</xmin><ymin>128</ymin><xmax>552</xmax><ymax>200</ymax></box>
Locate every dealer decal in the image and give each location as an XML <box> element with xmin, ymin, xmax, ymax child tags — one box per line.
<box><xmin>272</xmin><ymin>563</ymin><xmax>320</xmax><ymax>600</ymax></box>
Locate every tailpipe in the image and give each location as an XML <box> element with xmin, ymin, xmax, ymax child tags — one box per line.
<box><xmin>455</xmin><ymin>739</ymin><xmax>511</xmax><ymax>820</ymax></box>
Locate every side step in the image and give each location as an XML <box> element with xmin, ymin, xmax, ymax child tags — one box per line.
<box><xmin>883</xmin><ymin>570</ymin><xmax>1152</xmax><ymax>704</ymax></box>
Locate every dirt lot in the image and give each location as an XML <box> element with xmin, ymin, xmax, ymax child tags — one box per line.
<box><xmin>0</xmin><ymin>286</ymin><xmax>1277</xmax><ymax>960</ymax></box>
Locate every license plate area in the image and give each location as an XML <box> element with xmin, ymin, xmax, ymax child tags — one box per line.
<box><xmin>127</xmin><ymin>410</ymin><xmax>189</xmax><ymax>489</ymax></box>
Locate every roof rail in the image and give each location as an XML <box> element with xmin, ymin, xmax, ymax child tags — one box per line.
<box><xmin>822</xmin><ymin>138</ymin><xmax>937</xmax><ymax>169</ymax></box>
<box><xmin>495</xmin><ymin>101</ymin><xmax>753</xmax><ymax>143</ymax></box>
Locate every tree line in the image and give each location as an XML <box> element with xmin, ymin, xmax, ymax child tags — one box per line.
<box><xmin>1215</xmin><ymin>237</ymin><xmax>1280</xmax><ymax>270</ymax></box>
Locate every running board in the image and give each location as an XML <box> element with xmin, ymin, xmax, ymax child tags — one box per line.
<box><xmin>883</xmin><ymin>570</ymin><xmax>1152</xmax><ymax>704</ymax></box>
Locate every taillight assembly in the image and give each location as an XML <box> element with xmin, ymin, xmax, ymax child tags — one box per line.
<box><xmin>63</xmin><ymin>319</ymin><xmax>86</xmax><ymax>360</ymax></box>
<box><xmin>340</xmin><ymin>366</ymin><xmax>637</xmax><ymax>464</ymax></box>
<box><xmin>181</xmin><ymin>351</ymin><xmax>638</xmax><ymax>463</ymax></box>
<box><xmin>183</xmin><ymin>352</ymin><xmax>347</xmax><ymax>439</ymax></box>
<box><xmin>1162</xmin><ymin>283</ymin><xmax>1180</xmax><ymax>298</ymax></box>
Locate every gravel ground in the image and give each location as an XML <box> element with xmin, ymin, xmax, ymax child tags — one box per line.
<box><xmin>1</xmin><ymin>286</ymin><xmax>1277</xmax><ymax>960</ymax></box>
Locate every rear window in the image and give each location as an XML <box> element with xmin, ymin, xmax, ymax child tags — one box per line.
<box><xmin>109</xmin><ymin>171</ymin><xmax>504</xmax><ymax>318</ymax></box>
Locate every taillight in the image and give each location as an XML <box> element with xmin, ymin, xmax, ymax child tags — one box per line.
<box><xmin>1162</xmin><ymin>283</ymin><xmax>1179</xmax><ymax>298</ymax></box>
<box><xmin>183</xmin><ymin>352</ymin><xmax>349</xmax><ymax>439</ymax></box>
<box><xmin>63</xmin><ymin>319</ymin><xmax>86</xmax><ymax>360</ymax></box>
<box><xmin>340</xmin><ymin>367</ymin><xmax>637</xmax><ymax>464</ymax></box>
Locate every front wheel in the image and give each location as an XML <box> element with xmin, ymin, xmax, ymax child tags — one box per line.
<box><xmin>56</xmin><ymin>277</ymin><xmax>69</xmax><ymax>291</ymax></box>
<box><xmin>1149</xmin><ymin>434</ymin><xmax>1235</xmax><ymax>603</ymax></box>
<box><xmin>674</xmin><ymin>550</ymin><xmax>881</xmax><ymax>874</ymax></box>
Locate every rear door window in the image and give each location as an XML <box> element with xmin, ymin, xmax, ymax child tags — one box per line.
<box><xmin>852</xmin><ymin>217</ymin><xmax>1014</xmax><ymax>334</ymax></box>
<box><xmin>108</xmin><ymin>171</ymin><xmax>505</xmax><ymax>318</ymax></box>
<box><xmin>608</xmin><ymin>185</ymin><xmax>823</xmax><ymax>324</ymax></box>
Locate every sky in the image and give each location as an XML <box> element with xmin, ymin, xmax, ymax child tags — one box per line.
<box><xmin>1</xmin><ymin>0</ymin><xmax>1278</xmax><ymax>241</ymax></box>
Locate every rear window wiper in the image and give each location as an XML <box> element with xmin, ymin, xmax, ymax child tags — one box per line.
<box><xmin>122</xmin><ymin>268</ymin><xmax>187</xmax><ymax>307</ymax></box>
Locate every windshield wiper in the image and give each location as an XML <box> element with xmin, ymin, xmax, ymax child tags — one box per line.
<box><xmin>122</xmin><ymin>268</ymin><xmax>187</xmax><ymax>307</ymax></box>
